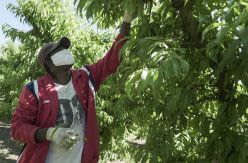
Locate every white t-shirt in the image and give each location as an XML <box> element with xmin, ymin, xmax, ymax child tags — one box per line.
<box><xmin>45</xmin><ymin>79</ymin><xmax>85</xmax><ymax>163</ymax></box>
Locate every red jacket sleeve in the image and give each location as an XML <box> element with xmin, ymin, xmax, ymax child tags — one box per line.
<box><xmin>10</xmin><ymin>86</ymin><xmax>39</xmax><ymax>145</ymax></box>
<box><xmin>87</xmin><ymin>34</ymin><xmax>127</xmax><ymax>91</ymax></box>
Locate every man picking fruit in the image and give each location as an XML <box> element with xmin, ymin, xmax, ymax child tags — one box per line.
<box><xmin>10</xmin><ymin>9</ymin><xmax>136</xmax><ymax>163</ymax></box>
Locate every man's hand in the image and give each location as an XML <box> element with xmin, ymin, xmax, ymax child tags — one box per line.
<box><xmin>121</xmin><ymin>0</ymin><xmax>141</xmax><ymax>36</ymax></box>
<box><xmin>120</xmin><ymin>9</ymin><xmax>136</xmax><ymax>36</ymax></box>
<box><xmin>46</xmin><ymin>127</ymin><xmax>81</xmax><ymax>150</ymax></box>
<box><xmin>123</xmin><ymin>10</ymin><xmax>137</xmax><ymax>23</ymax></box>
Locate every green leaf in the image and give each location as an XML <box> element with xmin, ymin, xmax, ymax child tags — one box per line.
<box><xmin>172</xmin><ymin>58</ymin><xmax>180</xmax><ymax>76</ymax></box>
<box><xmin>202</xmin><ymin>23</ymin><xmax>224</xmax><ymax>40</ymax></box>
<box><xmin>232</xmin><ymin>11</ymin><xmax>248</xmax><ymax>27</ymax></box>
<box><xmin>125</xmin><ymin>70</ymin><xmax>142</xmax><ymax>100</ymax></box>
<box><xmin>179</xmin><ymin>59</ymin><xmax>189</xmax><ymax>74</ymax></box>
<box><xmin>126</xmin><ymin>0</ymin><xmax>137</xmax><ymax>14</ymax></box>
<box><xmin>138</xmin><ymin>68</ymin><xmax>153</xmax><ymax>92</ymax></box>
<box><xmin>216</xmin><ymin>39</ymin><xmax>240</xmax><ymax>77</ymax></box>
<box><xmin>216</xmin><ymin>26</ymin><xmax>230</xmax><ymax>44</ymax></box>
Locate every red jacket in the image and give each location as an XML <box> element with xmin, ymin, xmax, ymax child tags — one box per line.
<box><xmin>11</xmin><ymin>34</ymin><xmax>126</xmax><ymax>163</ymax></box>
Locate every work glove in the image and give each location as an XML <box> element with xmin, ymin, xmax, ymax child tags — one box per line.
<box><xmin>123</xmin><ymin>0</ymin><xmax>148</xmax><ymax>23</ymax></box>
<box><xmin>46</xmin><ymin>127</ymin><xmax>81</xmax><ymax>150</ymax></box>
<box><xmin>123</xmin><ymin>10</ymin><xmax>137</xmax><ymax>23</ymax></box>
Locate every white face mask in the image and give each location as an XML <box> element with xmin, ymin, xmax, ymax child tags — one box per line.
<box><xmin>51</xmin><ymin>49</ymin><xmax>75</xmax><ymax>66</ymax></box>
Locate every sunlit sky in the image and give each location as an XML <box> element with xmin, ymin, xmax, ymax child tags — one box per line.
<box><xmin>0</xmin><ymin>0</ymin><xmax>31</xmax><ymax>44</ymax></box>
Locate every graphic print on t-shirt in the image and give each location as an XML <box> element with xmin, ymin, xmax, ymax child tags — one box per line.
<box><xmin>56</xmin><ymin>95</ymin><xmax>84</xmax><ymax>128</ymax></box>
<box><xmin>46</xmin><ymin>80</ymin><xmax>85</xmax><ymax>163</ymax></box>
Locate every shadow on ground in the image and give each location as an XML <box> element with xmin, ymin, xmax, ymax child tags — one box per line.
<box><xmin>0</xmin><ymin>121</ymin><xmax>21</xmax><ymax>163</ymax></box>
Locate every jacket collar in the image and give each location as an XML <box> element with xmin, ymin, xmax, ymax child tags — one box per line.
<box><xmin>44</xmin><ymin>69</ymin><xmax>81</xmax><ymax>85</ymax></box>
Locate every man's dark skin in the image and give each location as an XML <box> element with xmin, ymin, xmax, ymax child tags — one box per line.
<box><xmin>35</xmin><ymin>22</ymin><xmax>131</xmax><ymax>143</ymax></box>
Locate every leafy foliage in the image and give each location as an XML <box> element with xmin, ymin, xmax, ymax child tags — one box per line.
<box><xmin>74</xmin><ymin>0</ymin><xmax>248</xmax><ymax>162</ymax></box>
<box><xmin>0</xmin><ymin>0</ymin><xmax>248</xmax><ymax>162</ymax></box>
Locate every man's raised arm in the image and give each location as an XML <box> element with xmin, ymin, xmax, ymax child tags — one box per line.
<box><xmin>84</xmin><ymin>10</ymin><xmax>136</xmax><ymax>91</ymax></box>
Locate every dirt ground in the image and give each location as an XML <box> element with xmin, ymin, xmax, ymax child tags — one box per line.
<box><xmin>0</xmin><ymin>121</ymin><xmax>21</xmax><ymax>163</ymax></box>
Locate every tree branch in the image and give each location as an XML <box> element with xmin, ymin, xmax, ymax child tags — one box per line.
<box><xmin>125</xmin><ymin>140</ymin><xmax>145</xmax><ymax>148</ymax></box>
<box><xmin>172</xmin><ymin>0</ymin><xmax>204</xmax><ymax>48</ymax></box>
